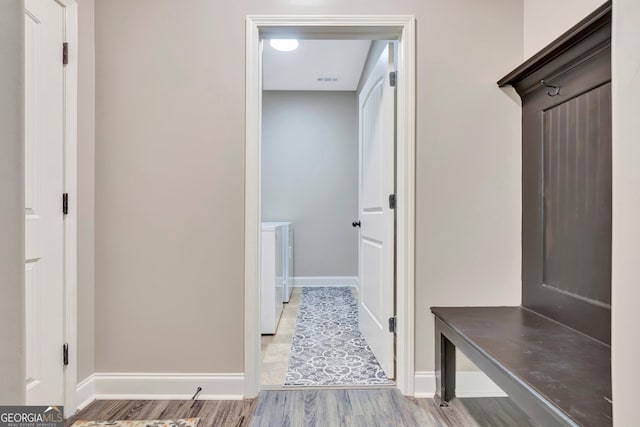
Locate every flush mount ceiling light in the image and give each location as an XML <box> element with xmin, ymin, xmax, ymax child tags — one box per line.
<box><xmin>269</xmin><ymin>39</ymin><xmax>299</xmax><ymax>52</ymax></box>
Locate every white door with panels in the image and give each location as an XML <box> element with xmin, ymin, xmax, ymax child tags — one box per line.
<box><xmin>357</xmin><ymin>43</ymin><xmax>396</xmax><ymax>378</ymax></box>
<box><xmin>24</xmin><ymin>0</ymin><xmax>66</xmax><ymax>405</ymax></box>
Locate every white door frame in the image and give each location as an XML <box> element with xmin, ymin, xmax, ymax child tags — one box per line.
<box><xmin>30</xmin><ymin>0</ymin><xmax>78</xmax><ymax>413</ymax></box>
<box><xmin>61</xmin><ymin>0</ymin><xmax>78</xmax><ymax>412</ymax></box>
<box><xmin>244</xmin><ymin>15</ymin><xmax>416</xmax><ymax>398</ymax></box>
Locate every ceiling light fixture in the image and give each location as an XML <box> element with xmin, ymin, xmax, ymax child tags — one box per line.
<box><xmin>270</xmin><ymin>39</ymin><xmax>299</xmax><ymax>52</ymax></box>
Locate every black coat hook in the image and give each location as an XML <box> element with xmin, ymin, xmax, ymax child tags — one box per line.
<box><xmin>541</xmin><ymin>80</ymin><xmax>560</xmax><ymax>96</ymax></box>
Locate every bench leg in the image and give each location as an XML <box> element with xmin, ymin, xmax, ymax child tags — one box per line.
<box><xmin>435</xmin><ymin>319</ymin><xmax>456</xmax><ymax>406</ymax></box>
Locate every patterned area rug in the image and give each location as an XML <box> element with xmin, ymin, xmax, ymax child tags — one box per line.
<box><xmin>71</xmin><ymin>420</ymin><xmax>199</xmax><ymax>427</ymax></box>
<box><xmin>284</xmin><ymin>287</ymin><xmax>393</xmax><ymax>386</ymax></box>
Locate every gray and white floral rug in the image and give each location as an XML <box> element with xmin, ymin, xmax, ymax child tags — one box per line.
<box><xmin>284</xmin><ymin>287</ymin><xmax>393</xmax><ymax>386</ymax></box>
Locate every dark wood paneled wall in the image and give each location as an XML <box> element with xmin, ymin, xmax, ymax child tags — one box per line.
<box><xmin>499</xmin><ymin>3</ymin><xmax>612</xmax><ymax>344</ymax></box>
<box><xmin>543</xmin><ymin>82</ymin><xmax>612</xmax><ymax>306</ymax></box>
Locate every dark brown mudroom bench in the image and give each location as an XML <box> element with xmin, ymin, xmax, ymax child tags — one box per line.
<box><xmin>428</xmin><ymin>3</ymin><xmax>614</xmax><ymax>426</ymax></box>
<box><xmin>431</xmin><ymin>306</ymin><xmax>612</xmax><ymax>427</ymax></box>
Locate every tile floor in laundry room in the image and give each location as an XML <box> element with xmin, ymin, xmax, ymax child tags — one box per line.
<box><xmin>260</xmin><ymin>287</ymin><xmax>301</xmax><ymax>386</ymax></box>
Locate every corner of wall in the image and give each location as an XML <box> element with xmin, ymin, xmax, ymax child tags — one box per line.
<box><xmin>611</xmin><ymin>0</ymin><xmax>640</xmax><ymax>424</ymax></box>
<box><xmin>76</xmin><ymin>0</ymin><xmax>96</xmax><ymax>386</ymax></box>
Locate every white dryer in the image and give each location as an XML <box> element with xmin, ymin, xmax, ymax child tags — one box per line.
<box><xmin>261</xmin><ymin>222</ymin><xmax>284</xmax><ymax>334</ymax></box>
<box><xmin>262</xmin><ymin>222</ymin><xmax>294</xmax><ymax>301</ymax></box>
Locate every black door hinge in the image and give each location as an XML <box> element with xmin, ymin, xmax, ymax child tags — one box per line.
<box><xmin>388</xmin><ymin>316</ymin><xmax>397</xmax><ymax>334</ymax></box>
<box><xmin>63</xmin><ymin>343</ymin><xmax>69</xmax><ymax>366</ymax></box>
<box><xmin>63</xmin><ymin>42</ymin><xmax>69</xmax><ymax>66</ymax></box>
<box><xmin>389</xmin><ymin>194</ymin><xmax>396</xmax><ymax>210</ymax></box>
<box><xmin>62</xmin><ymin>193</ymin><xmax>68</xmax><ymax>215</ymax></box>
<box><xmin>389</xmin><ymin>71</ymin><xmax>397</xmax><ymax>87</ymax></box>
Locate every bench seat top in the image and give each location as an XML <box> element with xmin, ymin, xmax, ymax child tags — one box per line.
<box><xmin>431</xmin><ymin>306</ymin><xmax>612</xmax><ymax>426</ymax></box>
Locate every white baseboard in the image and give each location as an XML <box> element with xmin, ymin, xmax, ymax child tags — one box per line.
<box><xmin>414</xmin><ymin>371</ymin><xmax>437</xmax><ymax>398</ymax></box>
<box><xmin>293</xmin><ymin>276</ymin><xmax>359</xmax><ymax>288</ymax></box>
<box><xmin>76</xmin><ymin>371</ymin><xmax>500</xmax><ymax>408</ymax></box>
<box><xmin>74</xmin><ymin>373</ymin><xmax>244</xmax><ymax>409</ymax></box>
<box><xmin>75</xmin><ymin>374</ymin><xmax>96</xmax><ymax>411</ymax></box>
<box><xmin>414</xmin><ymin>371</ymin><xmax>507</xmax><ymax>398</ymax></box>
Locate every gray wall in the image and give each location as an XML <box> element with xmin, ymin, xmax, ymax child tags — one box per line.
<box><xmin>94</xmin><ymin>0</ymin><xmax>246</xmax><ymax>372</ymax></box>
<box><xmin>93</xmin><ymin>0</ymin><xmax>523</xmax><ymax>374</ymax></box>
<box><xmin>262</xmin><ymin>91</ymin><xmax>358</xmax><ymax>277</ymax></box>
<box><xmin>524</xmin><ymin>0</ymin><xmax>606</xmax><ymax>58</ymax></box>
<box><xmin>612</xmin><ymin>0</ymin><xmax>640</xmax><ymax>423</ymax></box>
<box><xmin>77</xmin><ymin>0</ymin><xmax>96</xmax><ymax>384</ymax></box>
<box><xmin>0</xmin><ymin>0</ymin><xmax>25</xmax><ymax>404</ymax></box>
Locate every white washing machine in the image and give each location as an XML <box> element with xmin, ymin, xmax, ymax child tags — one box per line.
<box><xmin>261</xmin><ymin>222</ymin><xmax>284</xmax><ymax>334</ymax></box>
<box><xmin>263</xmin><ymin>222</ymin><xmax>294</xmax><ymax>301</ymax></box>
<box><xmin>261</xmin><ymin>222</ymin><xmax>294</xmax><ymax>334</ymax></box>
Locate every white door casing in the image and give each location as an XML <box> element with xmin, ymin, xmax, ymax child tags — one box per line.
<box><xmin>357</xmin><ymin>43</ymin><xmax>395</xmax><ymax>378</ymax></box>
<box><xmin>25</xmin><ymin>0</ymin><xmax>65</xmax><ymax>405</ymax></box>
<box><xmin>245</xmin><ymin>16</ymin><xmax>416</xmax><ymax>398</ymax></box>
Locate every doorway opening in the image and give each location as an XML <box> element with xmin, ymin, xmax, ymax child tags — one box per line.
<box><xmin>245</xmin><ymin>16</ymin><xmax>416</xmax><ymax>398</ymax></box>
<box><xmin>259</xmin><ymin>39</ymin><xmax>397</xmax><ymax>389</ymax></box>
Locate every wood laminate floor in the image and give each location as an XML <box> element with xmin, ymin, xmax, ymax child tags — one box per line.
<box><xmin>65</xmin><ymin>399</ymin><xmax>256</xmax><ymax>427</ymax></box>
<box><xmin>66</xmin><ymin>389</ymin><xmax>536</xmax><ymax>427</ymax></box>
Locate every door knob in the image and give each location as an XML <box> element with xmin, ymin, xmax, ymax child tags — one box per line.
<box><xmin>352</xmin><ymin>221</ymin><xmax>361</xmax><ymax>228</ymax></box>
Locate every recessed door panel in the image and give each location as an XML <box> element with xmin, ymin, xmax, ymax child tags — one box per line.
<box><xmin>361</xmin><ymin>80</ymin><xmax>384</xmax><ymax>211</ymax></box>
<box><xmin>360</xmin><ymin>238</ymin><xmax>383</xmax><ymax>328</ymax></box>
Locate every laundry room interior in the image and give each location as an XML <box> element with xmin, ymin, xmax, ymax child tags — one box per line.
<box><xmin>259</xmin><ymin>38</ymin><xmax>398</xmax><ymax>388</ymax></box>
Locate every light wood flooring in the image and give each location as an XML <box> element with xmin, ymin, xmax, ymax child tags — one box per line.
<box><xmin>66</xmin><ymin>389</ymin><xmax>536</xmax><ymax>427</ymax></box>
<box><xmin>65</xmin><ymin>399</ymin><xmax>255</xmax><ymax>427</ymax></box>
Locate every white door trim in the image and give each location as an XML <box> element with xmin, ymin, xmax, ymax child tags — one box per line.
<box><xmin>57</xmin><ymin>0</ymin><xmax>78</xmax><ymax>413</ymax></box>
<box><xmin>244</xmin><ymin>15</ymin><xmax>416</xmax><ymax>398</ymax></box>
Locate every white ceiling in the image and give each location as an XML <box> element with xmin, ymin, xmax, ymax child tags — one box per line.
<box><xmin>263</xmin><ymin>40</ymin><xmax>372</xmax><ymax>91</ymax></box>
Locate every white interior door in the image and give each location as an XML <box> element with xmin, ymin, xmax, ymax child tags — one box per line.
<box><xmin>357</xmin><ymin>43</ymin><xmax>395</xmax><ymax>378</ymax></box>
<box><xmin>25</xmin><ymin>0</ymin><xmax>66</xmax><ymax>405</ymax></box>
